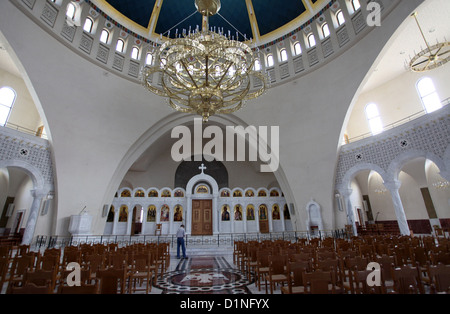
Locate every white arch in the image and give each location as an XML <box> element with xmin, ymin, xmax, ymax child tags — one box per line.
<box><xmin>387</xmin><ymin>149</ymin><xmax>447</xmax><ymax>182</ymax></box>
<box><xmin>339</xmin><ymin>162</ymin><xmax>389</xmax><ymax>192</ymax></box>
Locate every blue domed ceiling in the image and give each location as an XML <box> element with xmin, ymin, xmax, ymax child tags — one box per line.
<box><xmin>100</xmin><ymin>0</ymin><xmax>327</xmax><ymax>42</ymax></box>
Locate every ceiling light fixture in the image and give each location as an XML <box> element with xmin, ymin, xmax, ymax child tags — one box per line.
<box><xmin>408</xmin><ymin>12</ymin><xmax>450</xmax><ymax>72</ymax></box>
<box><xmin>141</xmin><ymin>0</ymin><xmax>267</xmax><ymax>122</ymax></box>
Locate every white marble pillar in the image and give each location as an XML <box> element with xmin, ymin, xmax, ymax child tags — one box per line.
<box><xmin>384</xmin><ymin>180</ymin><xmax>411</xmax><ymax>236</ymax></box>
<box><xmin>22</xmin><ymin>189</ymin><xmax>48</xmax><ymax>245</ymax></box>
<box><xmin>340</xmin><ymin>189</ymin><xmax>357</xmax><ymax>236</ymax></box>
<box><xmin>186</xmin><ymin>195</ymin><xmax>192</xmax><ymax>235</ymax></box>
<box><xmin>141</xmin><ymin>205</ymin><xmax>148</xmax><ymax>234</ymax></box>
<box><xmin>213</xmin><ymin>194</ymin><xmax>219</xmax><ymax>235</ymax></box>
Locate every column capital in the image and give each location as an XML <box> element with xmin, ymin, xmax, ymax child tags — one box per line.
<box><xmin>383</xmin><ymin>180</ymin><xmax>402</xmax><ymax>191</ymax></box>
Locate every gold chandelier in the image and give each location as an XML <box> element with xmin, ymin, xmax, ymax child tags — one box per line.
<box><xmin>141</xmin><ymin>0</ymin><xmax>267</xmax><ymax>122</ymax></box>
<box><xmin>408</xmin><ymin>12</ymin><xmax>450</xmax><ymax>72</ymax></box>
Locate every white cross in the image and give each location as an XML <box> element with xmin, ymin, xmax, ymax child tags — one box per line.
<box><xmin>199</xmin><ymin>163</ymin><xmax>207</xmax><ymax>174</ymax></box>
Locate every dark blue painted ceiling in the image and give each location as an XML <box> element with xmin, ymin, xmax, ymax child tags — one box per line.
<box><xmin>105</xmin><ymin>0</ymin><xmax>310</xmax><ymax>40</ymax></box>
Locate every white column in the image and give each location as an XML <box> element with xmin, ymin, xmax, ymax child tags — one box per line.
<box><xmin>280</xmin><ymin>202</ymin><xmax>286</xmax><ymax>232</ymax></box>
<box><xmin>213</xmin><ymin>194</ymin><xmax>219</xmax><ymax>235</ymax></box>
<box><xmin>186</xmin><ymin>195</ymin><xmax>192</xmax><ymax>235</ymax></box>
<box><xmin>384</xmin><ymin>180</ymin><xmax>411</xmax><ymax>236</ymax></box>
<box><xmin>141</xmin><ymin>205</ymin><xmax>148</xmax><ymax>234</ymax></box>
<box><xmin>340</xmin><ymin>189</ymin><xmax>357</xmax><ymax>236</ymax></box>
<box><xmin>21</xmin><ymin>189</ymin><xmax>48</xmax><ymax>245</ymax></box>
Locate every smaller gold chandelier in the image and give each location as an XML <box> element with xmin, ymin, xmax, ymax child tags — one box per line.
<box><xmin>141</xmin><ymin>0</ymin><xmax>267</xmax><ymax>122</ymax></box>
<box><xmin>408</xmin><ymin>12</ymin><xmax>450</xmax><ymax>72</ymax></box>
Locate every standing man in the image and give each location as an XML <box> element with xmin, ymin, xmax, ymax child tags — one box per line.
<box><xmin>176</xmin><ymin>224</ymin><xmax>187</xmax><ymax>259</ymax></box>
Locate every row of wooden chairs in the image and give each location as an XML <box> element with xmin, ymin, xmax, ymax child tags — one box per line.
<box><xmin>1</xmin><ymin>242</ymin><xmax>171</xmax><ymax>294</ymax></box>
<box><xmin>234</xmin><ymin>235</ymin><xmax>450</xmax><ymax>294</ymax></box>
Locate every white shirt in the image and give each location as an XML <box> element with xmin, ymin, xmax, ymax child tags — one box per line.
<box><xmin>176</xmin><ymin>227</ymin><xmax>185</xmax><ymax>238</ymax></box>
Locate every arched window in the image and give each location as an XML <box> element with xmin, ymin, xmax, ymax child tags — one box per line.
<box><xmin>99</xmin><ymin>29</ymin><xmax>110</xmax><ymax>44</ymax></box>
<box><xmin>131</xmin><ymin>47</ymin><xmax>140</xmax><ymax>60</ymax></box>
<box><xmin>336</xmin><ymin>10</ymin><xmax>346</xmax><ymax>26</ymax></box>
<box><xmin>83</xmin><ymin>17</ymin><xmax>94</xmax><ymax>33</ymax></box>
<box><xmin>146</xmin><ymin>53</ymin><xmax>154</xmax><ymax>65</ymax></box>
<box><xmin>322</xmin><ymin>23</ymin><xmax>330</xmax><ymax>38</ymax></box>
<box><xmin>0</xmin><ymin>87</ymin><xmax>16</xmax><ymax>126</ymax></box>
<box><xmin>116</xmin><ymin>39</ymin><xmax>125</xmax><ymax>53</ymax></box>
<box><xmin>417</xmin><ymin>77</ymin><xmax>442</xmax><ymax>113</ymax></box>
<box><xmin>307</xmin><ymin>34</ymin><xmax>316</xmax><ymax>48</ymax></box>
<box><xmin>293</xmin><ymin>42</ymin><xmax>302</xmax><ymax>56</ymax></box>
<box><xmin>365</xmin><ymin>103</ymin><xmax>383</xmax><ymax>135</ymax></box>
<box><xmin>280</xmin><ymin>48</ymin><xmax>288</xmax><ymax>62</ymax></box>
<box><xmin>352</xmin><ymin>0</ymin><xmax>361</xmax><ymax>11</ymax></box>
<box><xmin>66</xmin><ymin>3</ymin><xmax>76</xmax><ymax>20</ymax></box>
<box><xmin>267</xmin><ymin>54</ymin><xmax>274</xmax><ymax>67</ymax></box>
<box><xmin>254</xmin><ymin>59</ymin><xmax>261</xmax><ymax>71</ymax></box>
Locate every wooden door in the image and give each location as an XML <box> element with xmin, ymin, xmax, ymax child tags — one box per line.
<box><xmin>192</xmin><ymin>200</ymin><xmax>213</xmax><ymax>235</ymax></box>
<box><xmin>259</xmin><ymin>205</ymin><xmax>269</xmax><ymax>233</ymax></box>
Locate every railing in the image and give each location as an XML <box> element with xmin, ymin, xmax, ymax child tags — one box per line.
<box><xmin>35</xmin><ymin>229</ymin><xmax>348</xmax><ymax>250</ymax></box>
<box><xmin>3</xmin><ymin>122</ymin><xmax>48</xmax><ymax>139</ymax></box>
<box><xmin>346</xmin><ymin>97</ymin><xmax>450</xmax><ymax>144</ymax></box>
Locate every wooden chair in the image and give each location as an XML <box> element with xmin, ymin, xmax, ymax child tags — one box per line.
<box><xmin>348</xmin><ymin>268</ymin><xmax>386</xmax><ymax>294</ymax></box>
<box><xmin>127</xmin><ymin>257</ymin><xmax>153</xmax><ymax>294</ymax></box>
<box><xmin>96</xmin><ymin>268</ymin><xmax>127</xmax><ymax>294</ymax></box>
<box><xmin>427</xmin><ymin>264</ymin><xmax>450</xmax><ymax>294</ymax></box>
<box><xmin>24</xmin><ymin>269</ymin><xmax>58</xmax><ymax>292</ymax></box>
<box><xmin>302</xmin><ymin>269</ymin><xmax>342</xmax><ymax>294</ymax></box>
<box><xmin>255</xmin><ymin>250</ymin><xmax>271</xmax><ymax>291</ymax></box>
<box><xmin>391</xmin><ymin>264</ymin><xmax>425</xmax><ymax>294</ymax></box>
<box><xmin>265</xmin><ymin>255</ymin><xmax>288</xmax><ymax>294</ymax></box>
<box><xmin>281</xmin><ymin>261</ymin><xmax>309</xmax><ymax>294</ymax></box>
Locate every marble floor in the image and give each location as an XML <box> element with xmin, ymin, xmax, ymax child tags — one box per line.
<box><xmin>147</xmin><ymin>246</ymin><xmax>278</xmax><ymax>294</ymax></box>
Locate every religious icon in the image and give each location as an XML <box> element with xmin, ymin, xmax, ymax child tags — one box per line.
<box><xmin>221</xmin><ymin>205</ymin><xmax>230</xmax><ymax>221</ymax></box>
<box><xmin>161</xmin><ymin>190</ymin><xmax>171</xmax><ymax>197</ymax></box>
<box><xmin>233</xmin><ymin>190</ymin><xmax>242</xmax><ymax>197</ymax></box>
<box><xmin>246</xmin><ymin>205</ymin><xmax>255</xmax><ymax>221</ymax></box>
<box><xmin>120</xmin><ymin>189</ymin><xmax>131</xmax><ymax>197</ymax></box>
<box><xmin>258</xmin><ymin>190</ymin><xmax>267</xmax><ymax>197</ymax></box>
<box><xmin>196</xmin><ymin>185</ymin><xmax>209</xmax><ymax>194</ymax></box>
<box><xmin>272</xmin><ymin>204</ymin><xmax>280</xmax><ymax>220</ymax></box>
<box><xmin>118</xmin><ymin>205</ymin><xmax>128</xmax><ymax>222</ymax></box>
<box><xmin>147</xmin><ymin>205</ymin><xmax>156</xmax><ymax>222</ymax></box>
<box><xmin>259</xmin><ymin>204</ymin><xmax>268</xmax><ymax>221</ymax></box>
<box><xmin>174</xmin><ymin>189</ymin><xmax>184</xmax><ymax>197</ymax></box>
<box><xmin>221</xmin><ymin>190</ymin><xmax>230</xmax><ymax>197</ymax></box>
<box><xmin>148</xmin><ymin>190</ymin><xmax>158</xmax><ymax>197</ymax></box>
<box><xmin>234</xmin><ymin>205</ymin><xmax>243</xmax><ymax>221</ymax></box>
<box><xmin>245</xmin><ymin>189</ymin><xmax>255</xmax><ymax>197</ymax></box>
<box><xmin>174</xmin><ymin>205</ymin><xmax>183</xmax><ymax>222</ymax></box>
<box><xmin>270</xmin><ymin>189</ymin><xmax>279</xmax><ymax>197</ymax></box>
<box><xmin>160</xmin><ymin>204</ymin><xmax>170</xmax><ymax>222</ymax></box>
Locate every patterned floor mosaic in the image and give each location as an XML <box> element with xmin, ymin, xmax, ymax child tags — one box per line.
<box><xmin>154</xmin><ymin>256</ymin><xmax>254</xmax><ymax>294</ymax></box>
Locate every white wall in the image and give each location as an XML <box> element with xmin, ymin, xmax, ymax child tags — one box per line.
<box><xmin>345</xmin><ymin>64</ymin><xmax>450</xmax><ymax>140</ymax></box>
<box><xmin>0</xmin><ymin>68</ymin><xmax>42</xmax><ymax>131</ymax></box>
<box><xmin>426</xmin><ymin>160</ymin><xmax>450</xmax><ymax>219</ymax></box>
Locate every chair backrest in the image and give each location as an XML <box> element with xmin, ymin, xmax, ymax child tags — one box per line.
<box><xmin>428</xmin><ymin>264</ymin><xmax>450</xmax><ymax>293</ymax></box>
<box><xmin>8</xmin><ymin>282</ymin><xmax>52</xmax><ymax>294</ymax></box>
<box><xmin>392</xmin><ymin>265</ymin><xmax>424</xmax><ymax>294</ymax></box>
<box><xmin>303</xmin><ymin>270</ymin><xmax>333</xmax><ymax>294</ymax></box>
<box><xmin>97</xmin><ymin>269</ymin><xmax>126</xmax><ymax>294</ymax></box>
<box><xmin>269</xmin><ymin>255</ymin><xmax>286</xmax><ymax>275</ymax></box>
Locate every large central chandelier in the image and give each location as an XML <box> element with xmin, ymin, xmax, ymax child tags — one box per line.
<box><xmin>141</xmin><ymin>0</ymin><xmax>267</xmax><ymax>122</ymax></box>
